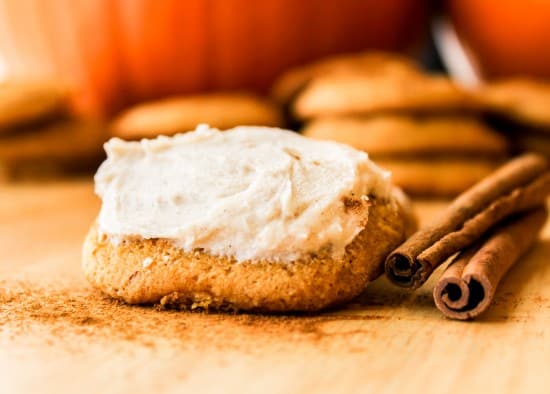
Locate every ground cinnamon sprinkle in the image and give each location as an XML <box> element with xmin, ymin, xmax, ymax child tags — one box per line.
<box><xmin>0</xmin><ymin>280</ymin><xmax>397</xmax><ymax>352</ymax></box>
<box><xmin>1</xmin><ymin>278</ymin><xmax>544</xmax><ymax>352</ymax></box>
<box><xmin>341</xmin><ymin>196</ymin><xmax>363</xmax><ymax>213</ymax></box>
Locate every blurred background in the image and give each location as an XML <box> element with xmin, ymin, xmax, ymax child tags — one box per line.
<box><xmin>1</xmin><ymin>0</ymin><xmax>549</xmax><ymax>197</ymax></box>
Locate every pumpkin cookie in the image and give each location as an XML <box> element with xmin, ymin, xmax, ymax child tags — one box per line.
<box><xmin>83</xmin><ymin>125</ymin><xmax>415</xmax><ymax>312</ymax></box>
<box><xmin>376</xmin><ymin>158</ymin><xmax>500</xmax><ymax>197</ymax></box>
<box><xmin>293</xmin><ymin>72</ymin><xmax>477</xmax><ymax>119</ymax></box>
<box><xmin>477</xmin><ymin>78</ymin><xmax>550</xmax><ymax>129</ymax></box>
<box><xmin>83</xmin><ymin>198</ymin><xmax>409</xmax><ymax>312</ymax></box>
<box><xmin>111</xmin><ymin>92</ymin><xmax>284</xmax><ymax>139</ymax></box>
<box><xmin>0</xmin><ymin>80</ymin><xmax>69</xmax><ymax>135</ymax></box>
<box><xmin>302</xmin><ymin>115</ymin><xmax>509</xmax><ymax>156</ymax></box>
<box><xmin>0</xmin><ymin>119</ymin><xmax>107</xmax><ymax>180</ymax></box>
<box><xmin>271</xmin><ymin>51</ymin><xmax>419</xmax><ymax>105</ymax></box>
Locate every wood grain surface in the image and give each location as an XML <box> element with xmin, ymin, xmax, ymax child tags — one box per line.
<box><xmin>1</xmin><ymin>181</ymin><xmax>549</xmax><ymax>394</ymax></box>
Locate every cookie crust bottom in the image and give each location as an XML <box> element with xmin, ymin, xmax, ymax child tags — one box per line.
<box><xmin>82</xmin><ymin>198</ymin><xmax>409</xmax><ymax>312</ymax></box>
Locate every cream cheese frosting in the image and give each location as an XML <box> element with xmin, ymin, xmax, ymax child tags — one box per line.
<box><xmin>95</xmin><ymin>125</ymin><xmax>392</xmax><ymax>262</ymax></box>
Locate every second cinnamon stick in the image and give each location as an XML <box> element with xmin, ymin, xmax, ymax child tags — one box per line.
<box><xmin>433</xmin><ymin>208</ymin><xmax>547</xmax><ymax>320</ymax></box>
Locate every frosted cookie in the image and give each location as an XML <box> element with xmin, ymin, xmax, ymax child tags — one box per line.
<box><xmin>82</xmin><ymin>125</ymin><xmax>415</xmax><ymax>312</ymax></box>
<box><xmin>0</xmin><ymin>81</ymin><xmax>69</xmax><ymax>135</ymax></box>
<box><xmin>376</xmin><ymin>158</ymin><xmax>500</xmax><ymax>197</ymax></box>
<box><xmin>302</xmin><ymin>116</ymin><xmax>509</xmax><ymax>156</ymax></box>
<box><xmin>293</xmin><ymin>72</ymin><xmax>477</xmax><ymax>119</ymax></box>
<box><xmin>271</xmin><ymin>51</ymin><xmax>419</xmax><ymax>104</ymax></box>
<box><xmin>0</xmin><ymin>120</ymin><xmax>107</xmax><ymax>181</ymax></box>
<box><xmin>477</xmin><ymin>78</ymin><xmax>550</xmax><ymax>129</ymax></box>
<box><xmin>111</xmin><ymin>93</ymin><xmax>283</xmax><ymax>139</ymax></box>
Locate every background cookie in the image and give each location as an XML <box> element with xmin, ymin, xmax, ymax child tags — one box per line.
<box><xmin>512</xmin><ymin>133</ymin><xmax>550</xmax><ymax>157</ymax></box>
<box><xmin>302</xmin><ymin>115</ymin><xmax>509</xmax><ymax>156</ymax></box>
<box><xmin>293</xmin><ymin>72</ymin><xmax>478</xmax><ymax>119</ymax></box>
<box><xmin>111</xmin><ymin>92</ymin><xmax>284</xmax><ymax>139</ymax></box>
<box><xmin>271</xmin><ymin>51</ymin><xmax>419</xmax><ymax>105</ymax></box>
<box><xmin>0</xmin><ymin>81</ymin><xmax>69</xmax><ymax>135</ymax></box>
<box><xmin>477</xmin><ymin>78</ymin><xmax>550</xmax><ymax>129</ymax></box>
<box><xmin>377</xmin><ymin>158</ymin><xmax>500</xmax><ymax>197</ymax></box>
<box><xmin>0</xmin><ymin>120</ymin><xmax>107</xmax><ymax>181</ymax></box>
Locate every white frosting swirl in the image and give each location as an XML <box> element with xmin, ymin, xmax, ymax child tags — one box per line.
<box><xmin>95</xmin><ymin>125</ymin><xmax>392</xmax><ymax>262</ymax></box>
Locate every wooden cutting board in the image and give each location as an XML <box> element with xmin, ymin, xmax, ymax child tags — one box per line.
<box><xmin>1</xmin><ymin>181</ymin><xmax>549</xmax><ymax>394</ymax></box>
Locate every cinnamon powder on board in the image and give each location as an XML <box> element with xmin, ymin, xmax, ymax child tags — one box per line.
<box><xmin>0</xmin><ymin>280</ymin><xmax>402</xmax><ymax>352</ymax></box>
<box><xmin>1</xmin><ymin>277</ymin><xmax>545</xmax><ymax>354</ymax></box>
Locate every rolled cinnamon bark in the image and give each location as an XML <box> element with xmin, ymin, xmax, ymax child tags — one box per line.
<box><xmin>433</xmin><ymin>208</ymin><xmax>547</xmax><ymax>320</ymax></box>
<box><xmin>385</xmin><ymin>153</ymin><xmax>550</xmax><ymax>289</ymax></box>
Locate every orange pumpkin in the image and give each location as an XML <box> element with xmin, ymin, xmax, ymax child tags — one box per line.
<box><xmin>448</xmin><ymin>0</ymin><xmax>550</xmax><ymax>80</ymax></box>
<box><xmin>0</xmin><ymin>0</ymin><xmax>428</xmax><ymax>117</ymax></box>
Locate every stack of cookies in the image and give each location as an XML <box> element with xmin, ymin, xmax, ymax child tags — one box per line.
<box><xmin>0</xmin><ymin>81</ymin><xmax>107</xmax><ymax>181</ymax></box>
<box><xmin>476</xmin><ymin>78</ymin><xmax>550</xmax><ymax>158</ymax></box>
<box><xmin>110</xmin><ymin>92</ymin><xmax>284</xmax><ymax>140</ymax></box>
<box><xmin>272</xmin><ymin>52</ymin><xmax>510</xmax><ymax>197</ymax></box>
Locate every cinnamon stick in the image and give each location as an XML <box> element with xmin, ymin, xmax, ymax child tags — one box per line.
<box><xmin>433</xmin><ymin>208</ymin><xmax>547</xmax><ymax>320</ymax></box>
<box><xmin>385</xmin><ymin>153</ymin><xmax>550</xmax><ymax>289</ymax></box>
